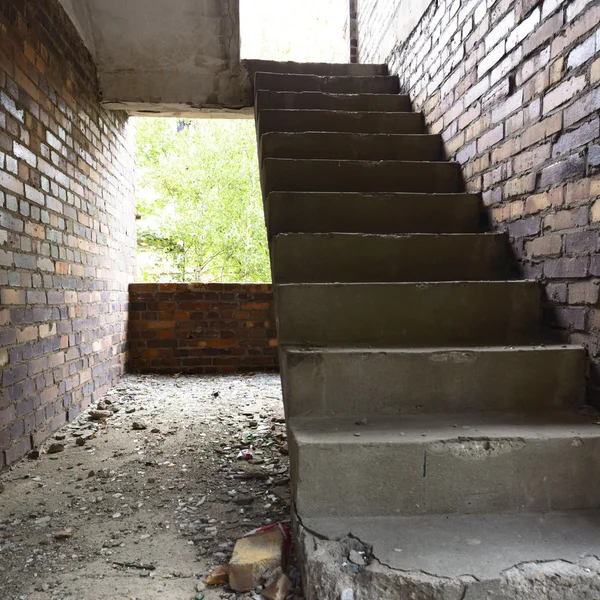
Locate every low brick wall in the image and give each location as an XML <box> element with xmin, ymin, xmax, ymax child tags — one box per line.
<box><xmin>127</xmin><ymin>283</ymin><xmax>278</xmax><ymax>373</ymax></box>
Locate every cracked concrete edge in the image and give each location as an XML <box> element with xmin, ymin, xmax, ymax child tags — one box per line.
<box><xmin>292</xmin><ymin>509</ymin><xmax>600</xmax><ymax>600</ymax></box>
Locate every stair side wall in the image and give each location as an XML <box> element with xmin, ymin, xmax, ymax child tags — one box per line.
<box><xmin>358</xmin><ymin>0</ymin><xmax>600</xmax><ymax>402</ymax></box>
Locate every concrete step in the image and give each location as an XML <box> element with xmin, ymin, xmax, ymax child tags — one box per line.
<box><xmin>271</xmin><ymin>233</ymin><xmax>507</xmax><ymax>283</ymax></box>
<box><xmin>289</xmin><ymin>412</ymin><xmax>600</xmax><ymax>517</ymax></box>
<box><xmin>255</xmin><ymin>90</ymin><xmax>411</xmax><ymax>112</ymax></box>
<box><xmin>266</xmin><ymin>192</ymin><xmax>481</xmax><ymax>238</ymax></box>
<box><xmin>261</xmin><ymin>159</ymin><xmax>462</xmax><ymax>196</ymax></box>
<box><xmin>257</xmin><ymin>110</ymin><xmax>424</xmax><ymax>138</ymax></box>
<box><xmin>260</xmin><ymin>132</ymin><xmax>442</xmax><ymax>163</ymax></box>
<box><xmin>281</xmin><ymin>345</ymin><xmax>586</xmax><ymax>418</ymax></box>
<box><xmin>299</xmin><ymin>509</ymin><xmax>600</xmax><ymax>596</ymax></box>
<box><xmin>254</xmin><ymin>72</ymin><xmax>400</xmax><ymax>94</ymax></box>
<box><xmin>275</xmin><ymin>281</ymin><xmax>541</xmax><ymax>347</ymax></box>
<box><xmin>244</xmin><ymin>59</ymin><xmax>388</xmax><ymax>80</ymax></box>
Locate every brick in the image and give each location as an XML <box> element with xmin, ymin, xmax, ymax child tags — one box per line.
<box><xmin>552</xmin><ymin>119</ymin><xmax>600</xmax><ymax>157</ymax></box>
<box><xmin>508</xmin><ymin>214</ymin><xmax>541</xmax><ymax>238</ymax></box>
<box><xmin>563</xmin><ymin>88</ymin><xmax>600</xmax><ymax>128</ymax></box>
<box><xmin>550</xmin><ymin>306</ymin><xmax>587</xmax><ymax>330</ymax></box>
<box><xmin>0</xmin><ymin>171</ymin><xmax>24</xmax><ymax>195</ymax></box>
<box><xmin>568</xmin><ymin>281</ymin><xmax>599</xmax><ymax>305</ymax></box>
<box><xmin>504</xmin><ymin>173</ymin><xmax>536</xmax><ymax>198</ymax></box>
<box><xmin>566</xmin><ymin>34</ymin><xmax>596</xmax><ymax>70</ymax></box>
<box><xmin>539</xmin><ymin>155</ymin><xmax>585</xmax><ymax>189</ymax></box>
<box><xmin>526</xmin><ymin>234</ymin><xmax>562</xmax><ymax>256</ymax></box>
<box><xmin>592</xmin><ymin>58</ymin><xmax>600</xmax><ymax>83</ymax></box>
<box><xmin>544</xmin><ymin>257</ymin><xmax>589</xmax><ymax>278</ymax></box>
<box><xmin>513</xmin><ymin>143</ymin><xmax>552</xmax><ymax>174</ymax></box>
<box><xmin>521</xmin><ymin>113</ymin><xmax>562</xmax><ymax>148</ymax></box>
<box><xmin>507</xmin><ymin>7</ymin><xmax>540</xmax><ymax>51</ymax></box>
<box><xmin>525</xmin><ymin>188</ymin><xmax>563</xmax><ymax>213</ymax></box>
<box><xmin>566</xmin><ymin>178</ymin><xmax>594</xmax><ymax>205</ymax></box>
<box><xmin>522</xmin><ymin>12</ymin><xmax>563</xmax><ymax>56</ymax></box>
<box><xmin>565</xmin><ymin>230</ymin><xmax>597</xmax><ymax>254</ymax></box>
<box><xmin>545</xmin><ymin>206</ymin><xmax>588</xmax><ymax>230</ymax></box>
<box><xmin>1</xmin><ymin>289</ymin><xmax>25</xmax><ymax>304</ymax></box>
<box><xmin>542</xmin><ymin>76</ymin><xmax>586</xmax><ymax>114</ymax></box>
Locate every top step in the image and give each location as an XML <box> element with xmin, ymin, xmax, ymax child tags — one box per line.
<box><xmin>255</xmin><ymin>72</ymin><xmax>400</xmax><ymax>95</ymax></box>
<box><xmin>243</xmin><ymin>59</ymin><xmax>388</xmax><ymax>81</ymax></box>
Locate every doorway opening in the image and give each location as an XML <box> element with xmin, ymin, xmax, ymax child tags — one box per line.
<box><xmin>240</xmin><ymin>0</ymin><xmax>351</xmax><ymax>62</ymax></box>
<box><xmin>134</xmin><ymin>117</ymin><xmax>269</xmax><ymax>283</ymax></box>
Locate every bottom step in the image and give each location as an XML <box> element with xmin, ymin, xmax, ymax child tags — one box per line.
<box><xmin>297</xmin><ymin>509</ymin><xmax>600</xmax><ymax>599</ymax></box>
<box><xmin>290</xmin><ymin>412</ymin><xmax>600</xmax><ymax>517</ymax></box>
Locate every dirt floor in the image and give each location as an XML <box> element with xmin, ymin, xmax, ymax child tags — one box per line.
<box><xmin>0</xmin><ymin>372</ymin><xmax>301</xmax><ymax>600</ymax></box>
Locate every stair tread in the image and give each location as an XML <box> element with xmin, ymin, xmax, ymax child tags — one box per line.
<box><xmin>262</xmin><ymin>131</ymin><xmax>437</xmax><ymax>138</ymax></box>
<box><xmin>291</xmin><ymin>410</ymin><xmax>600</xmax><ymax>443</ymax></box>
<box><xmin>268</xmin><ymin>190</ymin><xmax>478</xmax><ymax>198</ymax></box>
<box><xmin>264</xmin><ymin>158</ymin><xmax>453</xmax><ymax>164</ymax></box>
<box><xmin>255</xmin><ymin>72</ymin><xmax>400</xmax><ymax>94</ymax></box>
<box><xmin>277</xmin><ymin>279</ymin><xmax>538</xmax><ymax>287</ymax></box>
<box><xmin>244</xmin><ymin>59</ymin><xmax>388</xmax><ymax>78</ymax></box>
<box><xmin>259</xmin><ymin>108</ymin><xmax>415</xmax><ymax>114</ymax></box>
<box><xmin>255</xmin><ymin>73</ymin><xmax>398</xmax><ymax>82</ymax></box>
<box><xmin>284</xmin><ymin>343</ymin><xmax>583</xmax><ymax>353</ymax></box>
<box><xmin>274</xmin><ymin>232</ymin><xmax>503</xmax><ymax>239</ymax></box>
<box><xmin>301</xmin><ymin>508</ymin><xmax>600</xmax><ymax>580</ymax></box>
<box><xmin>256</xmin><ymin>90</ymin><xmax>405</xmax><ymax>98</ymax></box>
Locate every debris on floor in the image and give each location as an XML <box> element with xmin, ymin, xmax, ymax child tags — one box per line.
<box><xmin>227</xmin><ymin>524</ymin><xmax>289</xmax><ymax>591</ymax></box>
<box><xmin>0</xmin><ymin>373</ymin><xmax>303</xmax><ymax>600</ymax></box>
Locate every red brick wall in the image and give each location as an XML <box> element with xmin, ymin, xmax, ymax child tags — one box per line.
<box><xmin>127</xmin><ymin>283</ymin><xmax>278</xmax><ymax>374</ymax></box>
<box><xmin>358</xmin><ymin>0</ymin><xmax>600</xmax><ymax>402</ymax></box>
<box><xmin>0</xmin><ymin>0</ymin><xmax>136</xmax><ymax>468</ymax></box>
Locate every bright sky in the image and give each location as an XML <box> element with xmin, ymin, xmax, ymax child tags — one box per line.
<box><xmin>240</xmin><ymin>0</ymin><xmax>350</xmax><ymax>62</ymax></box>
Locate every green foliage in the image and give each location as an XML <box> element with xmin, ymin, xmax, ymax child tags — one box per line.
<box><xmin>135</xmin><ymin>118</ymin><xmax>270</xmax><ymax>283</ymax></box>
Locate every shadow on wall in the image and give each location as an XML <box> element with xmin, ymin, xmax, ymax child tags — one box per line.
<box><xmin>358</xmin><ymin>0</ymin><xmax>600</xmax><ymax>403</ymax></box>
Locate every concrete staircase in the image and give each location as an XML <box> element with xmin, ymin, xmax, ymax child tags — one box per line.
<box><xmin>253</xmin><ymin>61</ymin><xmax>600</xmax><ymax>599</ymax></box>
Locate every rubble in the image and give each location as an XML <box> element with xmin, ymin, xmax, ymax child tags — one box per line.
<box><xmin>0</xmin><ymin>373</ymin><xmax>301</xmax><ymax>600</ymax></box>
<box><xmin>262</xmin><ymin>573</ymin><xmax>292</xmax><ymax>600</ymax></box>
<box><xmin>228</xmin><ymin>525</ymin><xmax>288</xmax><ymax>591</ymax></box>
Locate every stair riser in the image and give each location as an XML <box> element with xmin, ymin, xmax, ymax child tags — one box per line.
<box><xmin>261</xmin><ymin>160</ymin><xmax>463</xmax><ymax>196</ymax></box>
<box><xmin>275</xmin><ymin>282</ymin><xmax>542</xmax><ymax>347</ymax></box>
<box><xmin>281</xmin><ymin>348</ymin><xmax>586</xmax><ymax>417</ymax></box>
<box><xmin>255</xmin><ymin>73</ymin><xmax>400</xmax><ymax>94</ymax></box>
<box><xmin>255</xmin><ymin>90</ymin><xmax>410</xmax><ymax>112</ymax></box>
<box><xmin>271</xmin><ymin>234</ymin><xmax>508</xmax><ymax>283</ymax></box>
<box><xmin>257</xmin><ymin>111</ymin><xmax>424</xmax><ymax>137</ymax></box>
<box><xmin>260</xmin><ymin>133</ymin><xmax>443</xmax><ymax>163</ymax></box>
<box><xmin>291</xmin><ymin>435</ymin><xmax>600</xmax><ymax>517</ymax></box>
<box><xmin>266</xmin><ymin>193</ymin><xmax>481</xmax><ymax>237</ymax></box>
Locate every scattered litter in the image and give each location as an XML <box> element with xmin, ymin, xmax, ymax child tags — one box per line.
<box><xmin>205</xmin><ymin>565</ymin><xmax>229</xmax><ymax>585</ymax></box>
<box><xmin>54</xmin><ymin>530</ymin><xmax>72</xmax><ymax>540</ymax></box>
<box><xmin>113</xmin><ymin>561</ymin><xmax>156</xmax><ymax>571</ymax></box>
<box><xmin>89</xmin><ymin>410</ymin><xmax>113</xmax><ymax>421</ymax></box>
<box><xmin>47</xmin><ymin>443</ymin><xmax>65</xmax><ymax>454</ymax></box>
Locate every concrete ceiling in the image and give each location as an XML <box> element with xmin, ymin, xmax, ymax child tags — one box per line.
<box><xmin>58</xmin><ymin>0</ymin><xmax>252</xmax><ymax>115</ymax></box>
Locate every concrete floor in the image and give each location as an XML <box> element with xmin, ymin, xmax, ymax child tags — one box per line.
<box><xmin>0</xmin><ymin>373</ymin><xmax>297</xmax><ymax>600</ymax></box>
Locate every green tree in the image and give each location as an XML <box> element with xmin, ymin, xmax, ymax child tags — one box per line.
<box><xmin>135</xmin><ymin>118</ymin><xmax>271</xmax><ymax>283</ymax></box>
